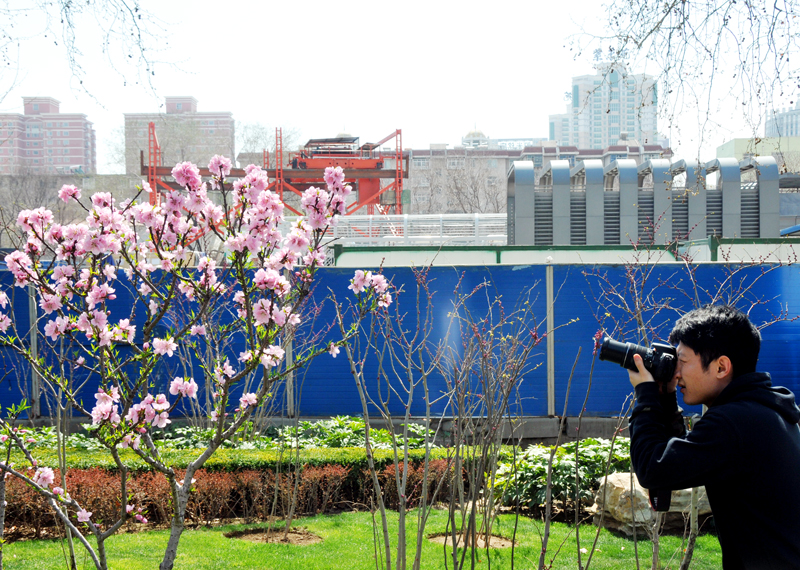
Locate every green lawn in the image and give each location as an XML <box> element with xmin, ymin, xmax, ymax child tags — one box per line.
<box><xmin>5</xmin><ymin>510</ymin><xmax>722</xmax><ymax>570</ymax></box>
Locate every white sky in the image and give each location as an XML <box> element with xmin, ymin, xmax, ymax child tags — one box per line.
<box><xmin>1</xmin><ymin>0</ymin><xmax>767</xmax><ymax>174</ymax></box>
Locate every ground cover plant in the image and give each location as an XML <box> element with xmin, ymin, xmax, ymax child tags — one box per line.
<box><xmin>22</xmin><ymin>416</ymin><xmax>437</xmax><ymax>451</ymax></box>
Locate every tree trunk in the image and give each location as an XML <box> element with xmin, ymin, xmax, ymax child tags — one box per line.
<box><xmin>159</xmin><ymin>480</ymin><xmax>190</xmax><ymax>570</ymax></box>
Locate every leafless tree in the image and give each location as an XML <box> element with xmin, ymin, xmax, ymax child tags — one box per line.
<box><xmin>0</xmin><ymin>0</ymin><xmax>169</xmax><ymax>104</ymax></box>
<box><xmin>236</xmin><ymin>121</ymin><xmax>301</xmax><ymax>168</ymax></box>
<box><xmin>411</xmin><ymin>157</ymin><xmax>506</xmax><ymax>214</ymax></box>
<box><xmin>576</xmin><ymin>0</ymin><xmax>800</xmax><ymax>154</ymax></box>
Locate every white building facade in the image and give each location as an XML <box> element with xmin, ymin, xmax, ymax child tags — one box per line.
<box><xmin>549</xmin><ymin>65</ymin><xmax>658</xmax><ymax>149</ymax></box>
<box><xmin>766</xmin><ymin>102</ymin><xmax>800</xmax><ymax>137</ymax></box>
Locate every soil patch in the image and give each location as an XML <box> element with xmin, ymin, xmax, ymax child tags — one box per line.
<box><xmin>224</xmin><ymin>526</ymin><xmax>322</xmax><ymax>546</ymax></box>
<box><xmin>428</xmin><ymin>532</ymin><xmax>515</xmax><ymax>549</ymax></box>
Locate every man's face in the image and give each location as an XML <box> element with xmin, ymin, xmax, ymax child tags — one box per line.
<box><xmin>674</xmin><ymin>342</ymin><xmax>728</xmax><ymax>406</ymax></box>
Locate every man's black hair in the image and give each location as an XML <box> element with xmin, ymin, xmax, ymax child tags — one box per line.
<box><xmin>668</xmin><ymin>304</ymin><xmax>761</xmax><ymax>377</ymax></box>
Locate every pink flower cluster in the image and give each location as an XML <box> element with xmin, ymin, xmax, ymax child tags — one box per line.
<box><xmin>124</xmin><ymin>393</ymin><xmax>172</xmax><ymax>429</ymax></box>
<box><xmin>126</xmin><ymin>503</ymin><xmax>148</xmax><ymax>524</ymax></box>
<box><xmin>348</xmin><ymin>270</ymin><xmax>392</xmax><ymax>307</ymax></box>
<box><xmin>58</xmin><ymin>184</ymin><xmax>81</xmax><ymax>203</ymax></box>
<box><xmin>169</xmin><ymin>377</ymin><xmax>198</xmax><ymax>398</ymax></box>
<box><xmin>90</xmin><ymin>387</ymin><xmax>121</xmax><ymax>425</ymax></box>
<box><xmin>299</xmin><ymin>166</ymin><xmax>352</xmax><ymax>231</ymax></box>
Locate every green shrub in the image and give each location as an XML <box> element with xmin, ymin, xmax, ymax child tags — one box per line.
<box><xmin>493</xmin><ymin>437</ymin><xmax>631</xmax><ymax>507</ymax></box>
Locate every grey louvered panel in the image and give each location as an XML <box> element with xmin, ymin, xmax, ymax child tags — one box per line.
<box><xmin>671</xmin><ymin>189</ymin><xmax>689</xmax><ymax>240</ymax></box>
<box><xmin>707</xmin><ymin>190</ymin><xmax>722</xmax><ymax>237</ymax></box>
<box><xmin>637</xmin><ymin>191</ymin><xmax>655</xmax><ymax>245</ymax></box>
<box><xmin>570</xmin><ymin>191</ymin><xmax>587</xmax><ymax>245</ymax></box>
<box><xmin>604</xmin><ymin>192</ymin><xmax>620</xmax><ymax>245</ymax></box>
<box><xmin>741</xmin><ymin>182</ymin><xmax>760</xmax><ymax>238</ymax></box>
<box><xmin>535</xmin><ymin>191</ymin><xmax>553</xmax><ymax>246</ymax></box>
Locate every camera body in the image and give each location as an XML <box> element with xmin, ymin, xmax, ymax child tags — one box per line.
<box><xmin>598</xmin><ymin>337</ymin><xmax>677</xmax><ymax>384</ymax></box>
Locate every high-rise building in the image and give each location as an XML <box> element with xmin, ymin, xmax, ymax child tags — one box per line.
<box><xmin>124</xmin><ymin>96</ymin><xmax>235</xmax><ymax>175</ymax></box>
<box><xmin>0</xmin><ymin>97</ymin><xmax>97</xmax><ymax>175</ymax></box>
<box><xmin>548</xmin><ymin>64</ymin><xmax>658</xmax><ymax>149</ymax></box>
<box><xmin>766</xmin><ymin>102</ymin><xmax>800</xmax><ymax>137</ymax></box>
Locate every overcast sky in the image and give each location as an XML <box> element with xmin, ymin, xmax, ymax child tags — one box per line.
<box><xmin>1</xmin><ymin>0</ymin><xmax>763</xmax><ymax>173</ymax></box>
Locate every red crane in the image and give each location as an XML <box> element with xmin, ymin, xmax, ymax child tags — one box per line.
<box><xmin>141</xmin><ymin>124</ymin><xmax>407</xmax><ymax>215</ymax></box>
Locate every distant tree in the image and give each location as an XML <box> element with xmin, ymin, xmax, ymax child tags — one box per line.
<box><xmin>236</xmin><ymin>122</ymin><xmax>301</xmax><ymax>168</ymax></box>
<box><xmin>411</xmin><ymin>156</ymin><xmax>505</xmax><ymax>214</ymax></box>
<box><xmin>577</xmin><ymin>0</ymin><xmax>800</xmax><ymax>152</ymax></box>
<box><xmin>0</xmin><ymin>1</ymin><xmax>168</xmax><ymax>103</ymax></box>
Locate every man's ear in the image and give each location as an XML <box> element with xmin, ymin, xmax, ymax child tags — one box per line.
<box><xmin>716</xmin><ymin>355</ymin><xmax>734</xmax><ymax>380</ymax></box>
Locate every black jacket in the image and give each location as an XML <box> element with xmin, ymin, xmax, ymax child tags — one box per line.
<box><xmin>630</xmin><ymin>372</ymin><xmax>800</xmax><ymax>570</ymax></box>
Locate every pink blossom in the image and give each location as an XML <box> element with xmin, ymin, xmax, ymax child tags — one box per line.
<box><xmin>349</xmin><ymin>270</ymin><xmax>370</xmax><ymax>294</ymax></box>
<box><xmin>370</xmin><ymin>274</ymin><xmax>388</xmax><ymax>294</ymax></box>
<box><xmin>328</xmin><ymin>343</ymin><xmax>340</xmax><ymax>358</ymax></box>
<box><xmin>153</xmin><ymin>411</ymin><xmax>170</xmax><ymax>428</ymax></box>
<box><xmin>0</xmin><ymin>314</ymin><xmax>11</xmax><ymax>333</ymax></box>
<box><xmin>126</xmin><ymin>504</ymin><xmax>134</xmax><ymax>514</ymax></box>
<box><xmin>33</xmin><ymin>467</ymin><xmax>55</xmax><ymax>489</ymax></box>
<box><xmin>58</xmin><ymin>184</ymin><xmax>81</xmax><ymax>203</ymax></box>
<box><xmin>0</xmin><ymin>291</ymin><xmax>8</xmax><ymax>309</ymax></box>
<box><xmin>259</xmin><ymin>345</ymin><xmax>285</xmax><ymax>368</ymax></box>
<box><xmin>323</xmin><ymin>166</ymin><xmax>345</xmax><ymax>189</ymax></box>
<box><xmin>239</xmin><ymin>393</ymin><xmax>258</xmax><ymax>408</ymax></box>
<box><xmin>208</xmin><ymin>155</ymin><xmax>232</xmax><ymax>178</ymax></box>
<box><xmin>153</xmin><ymin>337</ymin><xmax>178</xmax><ymax>357</ymax></box>
<box><xmin>169</xmin><ymin>377</ymin><xmax>198</xmax><ymax>399</ymax></box>
<box><xmin>378</xmin><ymin>292</ymin><xmax>393</xmax><ymax>308</ymax></box>
<box><xmin>77</xmin><ymin>508</ymin><xmax>92</xmax><ymax>523</ymax></box>
<box><xmin>171</xmin><ymin>162</ymin><xmax>202</xmax><ymax>190</ymax></box>
<box><xmin>91</xmin><ymin>192</ymin><xmax>113</xmax><ymax>209</ymax></box>
<box><xmin>190</xmin><ymin>324</ymin><xmax>206</xmax><ymax>336</ymax></box>
<box><xmin>53</xmin><ymin>486</ymin><xmax>64</xmax><ymax>496</ymax></box>
<box><xmin>253</xmin><ymin>299</ymin><xmax>272</xmax><ymax>325</ymax></box>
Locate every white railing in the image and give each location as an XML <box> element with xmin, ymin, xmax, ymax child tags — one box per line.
<box><xmin>283</xmin><ymin>214</ymin><xmax>507</xmax><ymax>247</ymax></box>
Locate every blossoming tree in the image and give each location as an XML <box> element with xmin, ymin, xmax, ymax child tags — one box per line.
<box><xmin>0</xmin><ymin>159</ymin><xmax>388</xmax><ymax>570</ymax></box>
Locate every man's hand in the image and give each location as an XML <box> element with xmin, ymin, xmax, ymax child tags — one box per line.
<box><xmin>629</xmin><ymin>353</ymin><xmax>678</xmax><ymax>394</ymax></box>
<box><xmin>629</xmin><ymin>353</ymin><xmax>655</xmax><ymax>388</ymax></box>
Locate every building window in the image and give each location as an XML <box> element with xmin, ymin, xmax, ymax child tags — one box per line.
<box><xmin>33</xmin><ymin>104</ymin><xmax>39</xmax><ymax>111</ymax></box>
<box><xmin>412</xmin><ymin>158</ymin><xmax>429</xmax><ymax>169</ymax></box>
<box><xmin>447</xmin><ymin>157</ymin><xmax>465</xmax><ymax>169</ymax></box>
<box><xmin>177</xmin><ymin>103</ymin><xmax>182</xmax><ymax>110</ymax></box>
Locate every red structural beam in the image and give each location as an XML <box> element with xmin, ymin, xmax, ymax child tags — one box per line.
<box><xmin>139</xmin><ymin>164</ymin><xmax>407</xmax><ymax>180</ymax></box>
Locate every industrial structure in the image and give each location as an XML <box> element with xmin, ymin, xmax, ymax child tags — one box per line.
<box><xmin>142</xmin><ymin>124</ymin><xmax>407</xmax><ymax>215</ymax></box>
<box><xmin>507</xmin><ymin>156</ymin><xmax>780</xmax><ymax>246</ymax></box>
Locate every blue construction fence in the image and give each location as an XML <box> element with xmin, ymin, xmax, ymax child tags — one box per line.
<box><xmin>0</xmin><ymin>263</ymin><xmax>798</xmax><ymax>420</ymax></box>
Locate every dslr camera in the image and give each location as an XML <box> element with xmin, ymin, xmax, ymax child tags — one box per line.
<box><xmin>598</xmin><ymin>337</ymin><xmax>677</xmax><ymax>384</ymax></box>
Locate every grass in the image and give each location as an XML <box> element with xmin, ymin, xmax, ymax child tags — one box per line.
<box><xmin>5</xmin><ymin>510</ymin><xmax>722</xmax><ymax>570</ymax></box>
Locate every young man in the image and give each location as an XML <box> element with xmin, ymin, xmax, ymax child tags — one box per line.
<box><xmin>628</xmin><ymin>304</ymin><xmax>800</xmax><ymax>569</ymax></box>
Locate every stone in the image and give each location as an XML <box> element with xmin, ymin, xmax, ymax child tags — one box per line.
<box><xmin>588</xmin><ymin>472</ymin><xmax>712</xmax><ymax>535</ymax></box>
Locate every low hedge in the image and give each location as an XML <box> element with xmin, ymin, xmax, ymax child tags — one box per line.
<box><xmin>18</xmin><ymin>446</ymin><xmax>455</xmax><ymax>473</ymax></box>
<box><xmin>5</xmin><ymin>447</ymin><xmax>466</xmax><ymax>535</ymax></box>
